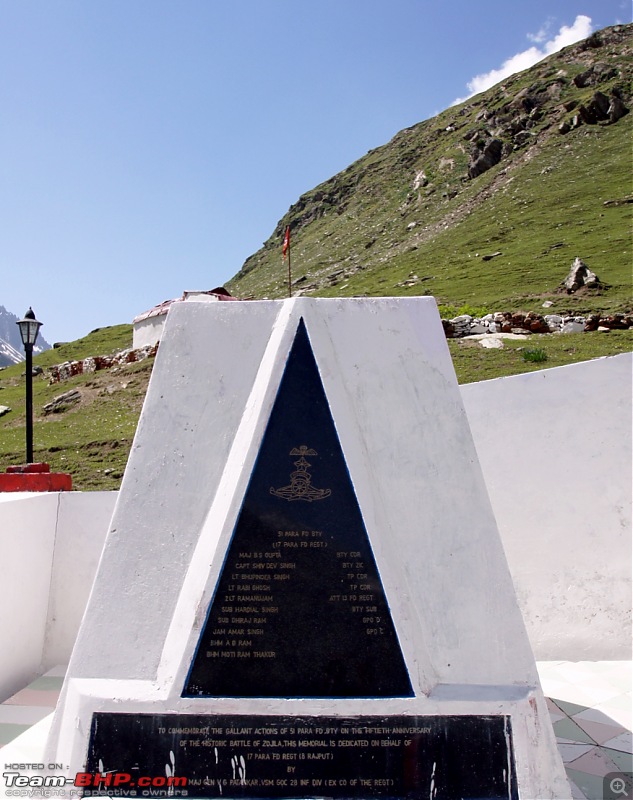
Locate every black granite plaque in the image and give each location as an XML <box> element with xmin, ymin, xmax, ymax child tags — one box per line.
<box><xmin>84</xmin><ymin>713</ymin><xmax>518</xmax><ymax>799</ymax></box>
<box><xmin>183</xmin><ymin>318</ymin><xmax>412</xmax><ymax>698</ymax></box>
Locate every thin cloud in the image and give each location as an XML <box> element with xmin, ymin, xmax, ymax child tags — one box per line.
<box><xmin>527</xmin><ymin>28</ymin><xmax>548</xmax><ymax>44</ymax></box>
<box><xmin>452</xmin><ymin>15</ymin><xmax>593</xmax><ymax>105</ymax></box>
<box><xmin>527</xmin><ymin>18</ymin><xmax>553</xmax><ymax>44</ymax></box>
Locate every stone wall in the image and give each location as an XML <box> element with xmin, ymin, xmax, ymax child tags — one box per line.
<box><xmin>47</xmin><ymin>343</ymin><xmax>157</xmax><ymax>384</ymax></box>
<box><xmin>442</xmin><ymin>310</ymin><xmax>633</xmax><ymax>338</ymax></box>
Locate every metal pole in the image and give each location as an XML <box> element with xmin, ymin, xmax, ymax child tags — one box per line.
<box><xmin>25</xmin><ymin>344</ymin><xmax>33</xmax><ymax>463</ymax></box>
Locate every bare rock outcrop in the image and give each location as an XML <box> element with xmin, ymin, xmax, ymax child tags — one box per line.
<box><xmin>468</xmin><ymin>138</ymin><xmax>503</xmax><ymax>178</ymax></box>
<box><xmin>560</xmin><ymin>257</ymin><xmax>602</xmax><ymax>293</ymax></box>
<box><xmin>42</xmin><ymin>389</ymin><xmax>81</xmax><ymax>415</ymax></box>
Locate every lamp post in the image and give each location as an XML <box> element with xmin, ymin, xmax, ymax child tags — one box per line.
<box><xmin>16</xmin><ymin>307</ymin><xmax>43</xmax><ymax>464</ymax></box>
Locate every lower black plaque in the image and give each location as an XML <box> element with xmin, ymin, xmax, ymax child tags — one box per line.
<box><xmin>85</xmin><ymin>713</ymin><xmax>518</xmax><ymax>799</ymax></box>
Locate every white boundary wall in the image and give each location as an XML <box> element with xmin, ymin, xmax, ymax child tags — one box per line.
<box><xmin>462</xmin><ymin>352</ymin><xmax>632</xmax><ymax>661</ymax></box>
<box><xmin>0</xmin><ymin>353</ymin><xmax>630</xmax><ymax>699</ymax></box>
<box><xmin>0</xmin><ymin>493</ymin><xmax>58</xmax><ymax>702</ymax></box>
<box><xmin>0</xmin><ymin>492</ymin><xmax>116</xmax><ymax>702</ymax></box>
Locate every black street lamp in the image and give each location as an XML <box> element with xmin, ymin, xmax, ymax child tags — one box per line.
<box><xmin>16</xmin><ymin>307</ymin><xmax>43</xmax><ymax>464</ymax></box>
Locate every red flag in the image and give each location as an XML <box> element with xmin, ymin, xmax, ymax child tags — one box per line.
<box><xmin>283</xmin><ymin>226</ymin><xmax>290</xmax><ymax>259</ymax></box>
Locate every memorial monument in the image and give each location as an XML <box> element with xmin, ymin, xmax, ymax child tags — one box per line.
<box><xmin>45</xmin><ymin>297</ymin><xmax>569</xmax><ymax>798</ymax></box>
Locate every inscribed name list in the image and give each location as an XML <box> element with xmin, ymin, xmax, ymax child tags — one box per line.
<box><xmin>184</xmin><ymin>318</ymin><xmax>412</xmax><ymax>698</ymax></box>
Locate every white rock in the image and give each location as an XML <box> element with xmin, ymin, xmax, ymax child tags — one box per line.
<box><xmin>450</xmin><ymin>314</ymin><xmax>473</xmax><ymax>325</ymax></box>
<box><xmin>467</xmin><ymin>332</ymin><xmax>529</xmax><ymax>342</ymax></box>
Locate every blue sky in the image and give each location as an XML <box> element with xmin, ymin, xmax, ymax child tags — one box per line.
<box><xmin>0</xmin><ymin>1</ymin><xmax>629</xmax><ymax>343</ymax></box>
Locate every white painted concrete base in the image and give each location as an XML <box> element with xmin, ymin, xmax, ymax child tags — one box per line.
<box><xmin>44</xmin><ymin>299</ymin><xmax>569</xmax><ymax>798</ymax></box>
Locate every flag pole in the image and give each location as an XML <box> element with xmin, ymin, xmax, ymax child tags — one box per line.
<box><xmin>283</xmin><ymin>226</ymin><xmax>291</xmax><ymax>298</ymax></box>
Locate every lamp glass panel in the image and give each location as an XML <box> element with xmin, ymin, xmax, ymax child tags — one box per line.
<box><xmin>18</xmin><ymin>320</ymin><xmax>41</xmax><ymax>346</ymax></box>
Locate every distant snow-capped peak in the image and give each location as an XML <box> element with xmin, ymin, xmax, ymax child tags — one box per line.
<box><xmin>0</xmin><ymin>337</ymin><xmax>24</xmax><ymax>367</ymax></box>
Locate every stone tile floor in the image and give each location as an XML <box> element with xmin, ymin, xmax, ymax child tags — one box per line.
<box><xmin>1</xmin><ymin>661</ymin><xmax>631</xmax><ymax>798</ymax></box>
<box><xmin>0</xmin><ymin>665</ymin><xmax>65</xmax><ymax>747</ymax></box>
<box><xmin>537</xmin><ymin>661</ymin><xmax>632</xmax><ymax>799</ymax></box>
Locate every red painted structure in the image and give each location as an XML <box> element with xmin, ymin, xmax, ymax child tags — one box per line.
<box><xmin>0</xmin><ymin>463</ymin><xmax>72</xmax><ymax>492</ymax></box>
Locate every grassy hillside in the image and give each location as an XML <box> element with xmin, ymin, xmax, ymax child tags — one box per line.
<box><xmin>228</xmin><ymin>25</ymin><xmax>632</xmax><ymax>318</ymax></box>
<box><xmin>0</xmin><ymin>326</ymin><xmax>146</xmax><ymax>490</ymax></box>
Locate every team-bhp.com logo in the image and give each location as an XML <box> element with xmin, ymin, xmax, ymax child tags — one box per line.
<box><xmin>3</xmin><ymin>767</ymin><xmax>188</xmax><ymax>797</ymax></box>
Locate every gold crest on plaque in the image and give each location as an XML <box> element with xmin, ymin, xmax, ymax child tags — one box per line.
<box><xmin>270</xmin><ymin>446</ymin><xmax>332</xmax><ymax>502</ymax></box>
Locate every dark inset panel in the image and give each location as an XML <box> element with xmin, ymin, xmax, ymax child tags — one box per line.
<box><xmin>84</xmin><ymin>713</ymin><xmax>518</xmax><ymax>799</ymax></box>
<box><xmin>183</xmin><ymin>318</ymin><xmax>412</xmax><ymax>698</ymax></box>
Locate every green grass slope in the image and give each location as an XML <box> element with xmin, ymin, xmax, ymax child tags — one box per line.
<box><xmin>228</xmin><ymin>25</ymin><xmax>632</xmax><ymax>319</ymax></box>
<box><xmin>0</xmin><ymin>325</ymin><xmax>150</xmax><ymax>490</ymax></box>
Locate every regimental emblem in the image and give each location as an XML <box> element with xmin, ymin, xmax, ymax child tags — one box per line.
<box><xmin>270</xmin><ymin>446</ymin><xmax>332</xmax><ymax>502</ymax></box>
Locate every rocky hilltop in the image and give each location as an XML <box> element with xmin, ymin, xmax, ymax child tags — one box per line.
<box><xmin>228</xmin><ymin>24</ymin><xmax>632</xmax><ymax>317</ymax></box>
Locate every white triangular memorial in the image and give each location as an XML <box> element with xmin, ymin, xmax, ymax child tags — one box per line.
<box><xmin>47</xmin><ymin>298</ymin><xmax>569</xmax><ymax>798</ymax></box>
